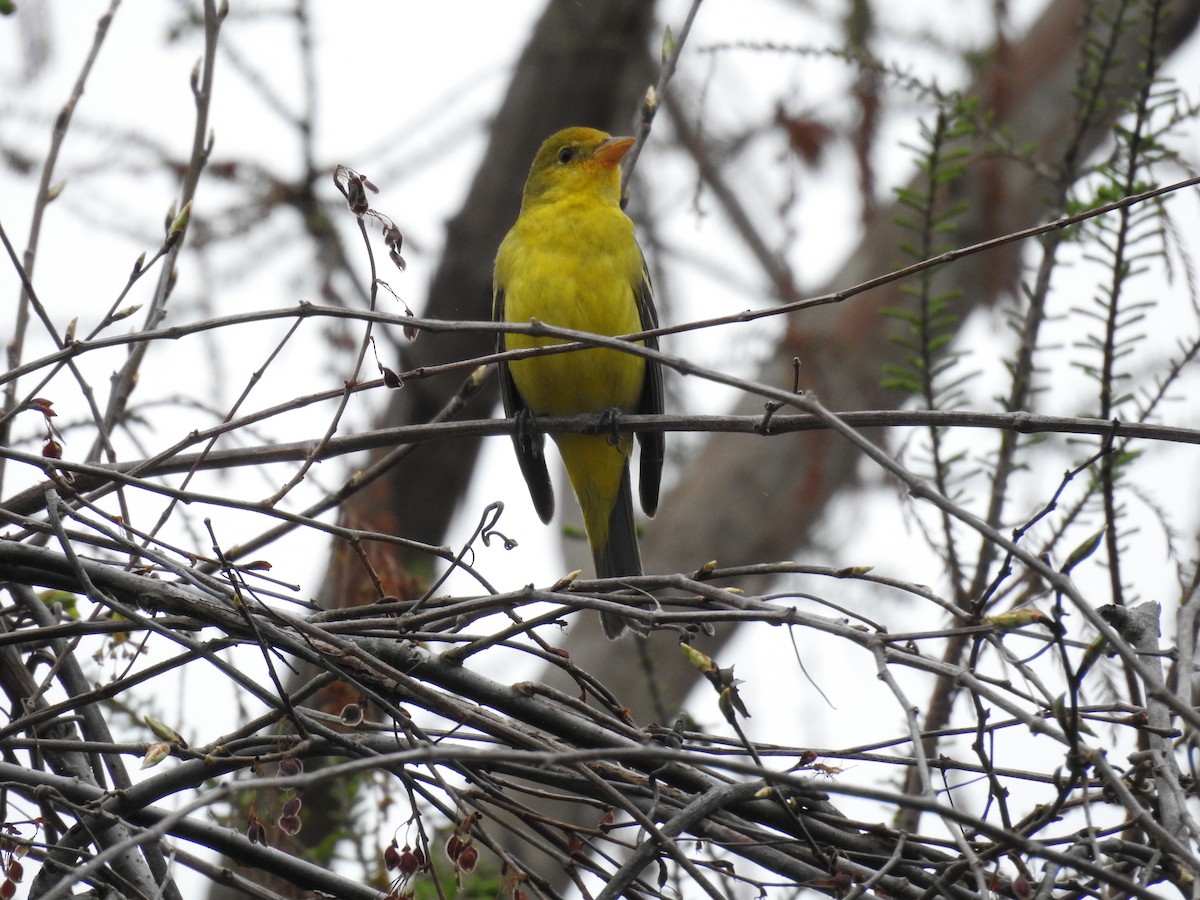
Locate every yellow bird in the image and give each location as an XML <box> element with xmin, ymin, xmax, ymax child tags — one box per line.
<box><xmin>494</xmin><ymin>127</ymin><xmax>664</xmax><ymax>639</ymax></box>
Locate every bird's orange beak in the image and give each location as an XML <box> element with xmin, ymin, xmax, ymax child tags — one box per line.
<box><xmin>593</xmin><ymin>136</ymin><xmax>636</xmax><ymax>167</ymax></box>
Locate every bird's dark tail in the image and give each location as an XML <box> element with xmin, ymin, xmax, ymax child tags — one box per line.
<box><xmin>593</xmin><ymin>466</ymin><xmax>642</xmax><ymax>639</ymax></box>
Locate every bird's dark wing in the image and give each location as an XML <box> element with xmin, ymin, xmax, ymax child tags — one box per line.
<box><xmin>494</xmin><ymin>286</ymin><xmax>555</xmax><ymax>523</ymax></box>
<box><xmin>634</xmin><ymin>258</ymin><xmax>664</xmax><ymax>517</ymax></box>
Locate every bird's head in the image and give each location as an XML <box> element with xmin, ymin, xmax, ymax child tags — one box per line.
<box><xmin>520</xmin><ymin>127</ymin><xmax>636</xmax><ymax>210</ymax></box>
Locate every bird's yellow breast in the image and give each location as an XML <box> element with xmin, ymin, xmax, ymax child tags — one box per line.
<box><xmin>496</xmin><ymin>196</ymin><xmax>646</xmax><ymax>417</ymax></box>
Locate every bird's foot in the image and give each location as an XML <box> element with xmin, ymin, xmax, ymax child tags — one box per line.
<box><xmin>595</xmin><ymin>407</ymin><xmax>624</xmax><ymax>447</ymax></box>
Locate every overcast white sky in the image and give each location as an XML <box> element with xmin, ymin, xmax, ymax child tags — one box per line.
<box><xmin>6</xmin><ymin>0</ymin><xmax>1200</xmax><ymax>709</ymax></box>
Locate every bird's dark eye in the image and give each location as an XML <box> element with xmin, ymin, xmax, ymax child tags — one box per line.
<box><xmin>557</xmin><ymin>146</ymin><xmax>575</xmax><ymax>164</ymax></box>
